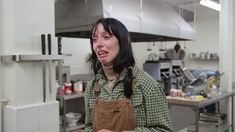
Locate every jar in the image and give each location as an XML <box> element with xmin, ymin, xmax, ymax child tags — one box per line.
<box><xmin>64</xmin><ymin>83</ymin><xmax>72</xmax><ymax>94</ymax></box>
<box><xmin>74</xmin><ymin>81</ymin><xmax>83</xmax><ymax>93</ymax></box>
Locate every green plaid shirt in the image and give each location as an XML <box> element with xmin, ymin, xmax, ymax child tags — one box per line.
<box><xmin>84</xmin><ymin>65</ymin><xmax>173</xmax><ymax>132</ymax></box>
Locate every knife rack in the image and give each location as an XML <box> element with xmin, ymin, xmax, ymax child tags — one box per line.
<box><xmin>1</xmin><ymin>54</ymin><xmax>63</xmax><ymax>62</ymax></box>
<box><xmin>1</xmin><ymin>54</ymin><xmax>64</xmax><ymax>102</ymax></box>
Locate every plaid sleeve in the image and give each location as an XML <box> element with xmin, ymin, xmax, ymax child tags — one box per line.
<box><xmin>133</xmin><ymin>72</ymin><xmax>173</xmax><ymax>132</ymax></box>
<box><xmin>84</xmin><ymin>80</ymin><xmax>95</xmax><ymax>132</ymax></box>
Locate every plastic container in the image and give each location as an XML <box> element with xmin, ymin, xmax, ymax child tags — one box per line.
<box><xmin>64</xmin><ymin>83</ymin><xmax>72</xmax><ymax>94</ymax></box>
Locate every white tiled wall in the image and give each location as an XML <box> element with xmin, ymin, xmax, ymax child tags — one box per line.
<box><xmin>18</xmin><ymin>106</ymin><xmax>39</xmax><ymax>132</ymax></box>
<box><xmin>39</xmin><ymin>101</ymin><xmax>59</xmax><ymax>129</ymax></box>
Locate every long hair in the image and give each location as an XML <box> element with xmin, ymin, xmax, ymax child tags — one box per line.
<box><xmin>87</xmin><ymin>18</ymin><xmax>135</xmax><ymax>98</ymax></box>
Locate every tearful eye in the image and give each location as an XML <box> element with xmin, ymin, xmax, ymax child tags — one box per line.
<box><xmin>92</xmin><ymin>37</ymin><xmax>98</xmax><ymax>43</ymax></box>
<box><xmin>104</xmin><ymin>35</ymin><xmax>112</xmax><ymax>39</ymax></box>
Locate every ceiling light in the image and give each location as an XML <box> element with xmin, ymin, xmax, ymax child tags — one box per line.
<box><xmin>200</xmin><ymin>0</ymin><xmax>221</xmax><ymax>11</ymax></box>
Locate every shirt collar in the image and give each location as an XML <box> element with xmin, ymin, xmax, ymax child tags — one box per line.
<box><xmin>95</xmin><ymin>64</ymin><xmax>139</xmax><ymax>82</ymax></box>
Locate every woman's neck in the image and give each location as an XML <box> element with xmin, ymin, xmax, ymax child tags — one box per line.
<box><xmin>102</xmin><ymin>65</ymin><xmax>117</xmax><ymax>81</ymax></box>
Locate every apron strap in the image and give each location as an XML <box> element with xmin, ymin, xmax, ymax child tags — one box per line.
<box><xmin>95</xmin><ymin>81</ymin><xmax>101</xmax><ymax>97</ymax></box>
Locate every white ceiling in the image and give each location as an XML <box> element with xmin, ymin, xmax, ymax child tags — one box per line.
<box><xmin>167</xmin><ymin>0</ymin><xmax>219</xmax><ymax>9</ymax></box>
<box><xmin>166</xmin><ymin>0</ymin><xmax>219</xmax><ymax>21</ymax></box>
<box><xmin>196</xmin><ymin>3</ymin><xmax>219</xmax><ymax>20</ymax></box>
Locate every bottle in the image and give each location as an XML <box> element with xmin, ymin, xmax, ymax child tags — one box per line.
<box><xmin>56</xmin><ymin>80</ymin><xmax>64</xmax><ymax>95</ymax></box>
<box><xmin>78</xmin><ymin>81</ymin><xmax>83</xmax><ymax>92</ymax></box>
<box><xmin>71</xmin><ymin>80</ymin><xmax>75</xmax><ymax>93</ymax></box>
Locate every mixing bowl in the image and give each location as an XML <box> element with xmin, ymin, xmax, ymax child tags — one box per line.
<box><xmin>65</xmin><ymin>112</ymin><xmax>82</xmax><ymax>127</ymax></box>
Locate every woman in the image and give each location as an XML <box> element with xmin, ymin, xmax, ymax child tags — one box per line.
<box><xmin>85</xmin><ymin>17</ymin><xmax>173</xmax><ymax>132</ymax></box>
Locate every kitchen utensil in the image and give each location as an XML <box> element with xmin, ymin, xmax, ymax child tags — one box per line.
<box><xmin>182</xmin><ymin>67</ymin><xmax>195</xmax><ymax>81</ymax></box>
<box><xmin>200</xmin><ymin>52</ymin><xmax>205</xmax><ymax>59</ymax></box>
<box><xmin>205</xmin><ymin>51</ymin><xmax>210</xmax><ymax>59</ymax></box>
<box><xmin>47</xmin><ymin>34</ymin><xmax>52</xmax><ymax>94</ymax></box>
<box><xmin>41</xmin><ymin>34</ymin><xmax>46</xmax><ymax>102</ymax></box>
<box><xmin>58</xmin><ymin>37</ymin><xmax>62</xmax><ymax>55</ymax></box>
<box><xmin>57</xmin><ymin>37</ymin><xmax>63</xmax><ymax>86</ymax></box>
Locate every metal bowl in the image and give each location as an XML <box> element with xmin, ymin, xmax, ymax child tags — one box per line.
<box><xmin>65</xmin><ymin>112</ymin><xmax>82</xmax><ymax>127</ymax></box>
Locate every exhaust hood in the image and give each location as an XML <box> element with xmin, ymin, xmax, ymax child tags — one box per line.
<box><xmin>55</xmin><ymin>0</ymin><xmax>195</xmax><ymax>42</ymax></box>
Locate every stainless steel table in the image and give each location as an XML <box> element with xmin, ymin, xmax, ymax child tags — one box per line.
<box><xmin>167</xmin><ymin>91</ymin><xmax>235</xmax><ymax>132</ymax></box>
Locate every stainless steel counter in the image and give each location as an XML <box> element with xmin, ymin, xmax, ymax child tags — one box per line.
<box><xmin>167</xmin><ymin>91</ymin><xmax>235</xmax><ymax>132</ymax></box>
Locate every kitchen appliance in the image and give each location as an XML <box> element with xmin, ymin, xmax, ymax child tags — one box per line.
<box><xmin>56</xmin><ymin>65</ymin><xmax>71</xmax><ymax>84</ymax></box>
<box><xmin>55</xmin><ymin>0</ymin><xmax>195</xmax><ymax>42</ymax></box>
<box><xmin>181</xmin><ymin>68</ymin><xmax>209</xmax><ymax>94</ymax></box>
<box><xmin>170</xmin><ymin>60</ymin><xmax>184</xmax><ymax>89</ymax></box>
<box><xmin>143</xmin><ymin>61</ymin><xmax>171</xmax><ymax>95</ymax></box>
<box><xmin>182</xmin><ymin>67</ymin><xmax>196</xmax><ymax>82</ymax></box>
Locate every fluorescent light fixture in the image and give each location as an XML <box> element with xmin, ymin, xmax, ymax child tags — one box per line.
<box><xmin>200</xmin><ymin>0</ymin><xmax>221</xmax><ymax>11</ymax></box>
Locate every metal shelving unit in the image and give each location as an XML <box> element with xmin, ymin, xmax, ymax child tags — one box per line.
<box><xmin>62</xmin><ymin>93</ymin><xmax>85</xmax><ymax>100</ymax></box>
<box><xmin>57</xmin><ymin>92</ymin><xmax>85</xmax><ymax>132</ymax></box>
<box><xmin>64</xmin><ymin>123</ymin><xmax>85</xmax><ymax>132</ymax></box>
<box><xmin>1</xmin><ymin>54</ymin><xmax>63</xmax><ymax>62</ymax></box>
<box><xmin>1</xmin><ymin>54</ymin><xmax>64</xmax><ymax>102</ymax></box>
<box><xmin>190</xmin><ymin>57</ymin><xmax>219</xmax><ymax>61</ymax></box>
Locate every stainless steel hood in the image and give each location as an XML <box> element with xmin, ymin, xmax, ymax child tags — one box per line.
<box><xmin>55</xmin><ymin>0</ymin><xmax>195</xmax><ymax>42</ymax></box>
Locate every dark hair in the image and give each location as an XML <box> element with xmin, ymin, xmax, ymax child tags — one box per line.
<box><xmin>88</xmin><ymin>18</ymin><xmax>135</xmax><ymax>98</ymax></box>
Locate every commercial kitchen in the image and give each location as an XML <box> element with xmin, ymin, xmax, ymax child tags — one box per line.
<box><xmin>0</xmin><ymin>0</ymin><xmax>235</xmax><ymax>132</ymax></box>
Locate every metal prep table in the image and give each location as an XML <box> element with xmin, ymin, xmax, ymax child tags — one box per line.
<box><xmin>167</xmin><ymin>90</ymin><xmax>235</xmax><ymax>132</ymax></box>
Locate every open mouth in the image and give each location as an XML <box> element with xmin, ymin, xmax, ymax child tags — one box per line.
<box><xmin>98</xmin><ymin>51</ymin><xmax>108</xmax><ymax>58</ymax></box>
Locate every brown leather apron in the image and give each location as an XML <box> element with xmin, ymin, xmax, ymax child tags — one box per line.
<box><xmin>92</xmin><ymin>82</ymin><xmax>138</xmax><ymax>131</ymax></box>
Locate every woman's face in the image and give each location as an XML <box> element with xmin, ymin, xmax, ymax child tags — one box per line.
<box><xmin>92</xmin><ymin>23</ymin><xmax>120</xmax><ymax>66</ymax></box>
